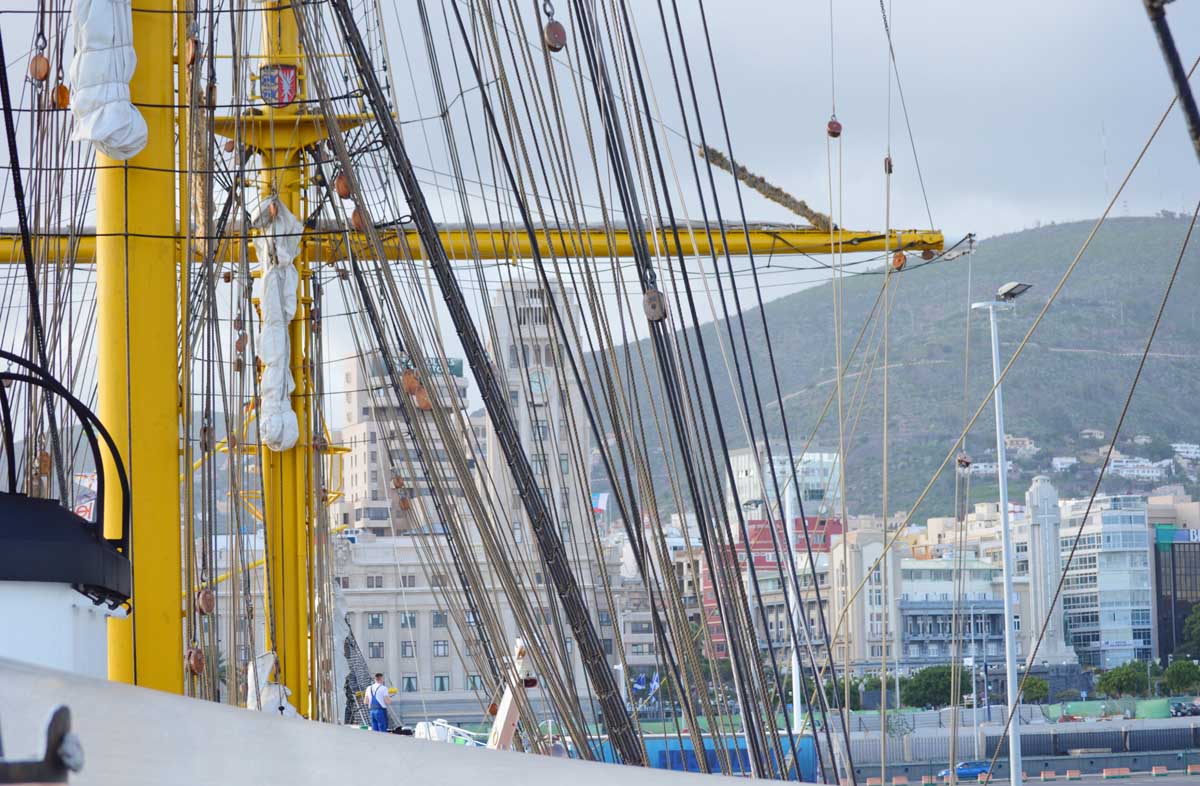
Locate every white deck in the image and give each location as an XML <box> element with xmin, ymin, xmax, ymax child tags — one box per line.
<box><xmin>0</xmin><ymin>657</ymin><xmax>759</xmax><ymax>785</ymax></box>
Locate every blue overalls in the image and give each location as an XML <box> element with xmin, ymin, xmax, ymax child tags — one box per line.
<box><xmin>369</xmin><ymin>685</ymin><xmax>388</xmax><ymax>732</ymax></box>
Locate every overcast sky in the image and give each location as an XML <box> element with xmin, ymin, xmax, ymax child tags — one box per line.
<box><xmin>2</xmin><ymin>0</ymin><xmax>1198</xmax><ymax>416</ymax></box>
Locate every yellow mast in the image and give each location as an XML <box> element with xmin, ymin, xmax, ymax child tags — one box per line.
<box><xmin>250</xmin><ymin>0</ymin><xmax>315</xmax><ymax>716</ymax></box>
<box><xmin>100</xmin><ymin>0</ymin><xmax>183</xmax><ymax>689</ymax></box>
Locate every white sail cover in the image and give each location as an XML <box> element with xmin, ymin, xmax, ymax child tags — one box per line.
<box><xmin>253</xmin><ymin>199</ymin><xmax>302</xmax><ymax>452</ymax></box>
<box><xmin>68</xmin><ymin>0</ymin><xmax>148</xmax><ymax>160</ymax></box>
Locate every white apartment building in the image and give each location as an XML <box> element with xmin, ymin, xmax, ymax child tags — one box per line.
<box><xmin>332</xmin><ymin>279</ymin><xmax>606</xmax><ymax>724</ymax></box>
<box><xmin>1052</xmin><ymin>456</ymin><xmax>1079</xmax><ymax>472</ymax></box>
<box><xmin>967</xmin><ymin>460</ymin><xmax>1014</xmax><ymax>478</ymax></box>
<box><xmin>1058</xmin><ymin>494</ymin><xmax>1154</xmax><ymax>667</ymax></box>
<box><xmin>1109</xmin><ymin>456</ymin><xmax>1173</xmax><ymax>483</ymax></box>
<box><xmin>1172</xmin><ymin>443</ymin><xmax>1200</xmax><ymax>461</ymax></box>
<box><xmin>337</xmin><ymin>351</ymin><xmax>470</xmax><ymax>536</ymax></box>
<box><xmin>727</xmin><ymin>445</ymin><xmax>841</xmax><ymax>524</ymax></box>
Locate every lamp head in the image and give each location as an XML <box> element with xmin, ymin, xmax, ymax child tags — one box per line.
<box><xmin>996</xmin><ymin>281</ymin><xmax>1032</xmax><ymax>302</ymax></box>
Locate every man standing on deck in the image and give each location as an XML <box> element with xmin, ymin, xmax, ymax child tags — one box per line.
<box><xmin>364</xmin><ymin>673</ymin><xmax>390</xmax><ymax>732</ymax></box>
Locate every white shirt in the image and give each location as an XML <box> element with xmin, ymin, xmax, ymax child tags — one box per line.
<box><xmin>365</xmin><ymin>682</ymin><xmax>389</xmax><ymax>708</ymax></box>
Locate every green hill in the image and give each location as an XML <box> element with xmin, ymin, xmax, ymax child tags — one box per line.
<box><xmin>594</xmin><ymin>215</ymin><xmax>1200</xmax><ymax>518</ymax></box>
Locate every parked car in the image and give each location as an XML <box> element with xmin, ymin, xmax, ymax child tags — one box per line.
<box><xmin>938</xmin><ymin>762</ymin><xmax>992</xmax><ymax>779</ymax></box>
<box><xmin>1170</xmin><ymin>702</ymin><xmax>1200</xmax><ymax>717</ymax></box>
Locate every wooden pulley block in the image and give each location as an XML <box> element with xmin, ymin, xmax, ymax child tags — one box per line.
<box><xmin>414</xmin><ymin>387</ymin><xmax>433</xmax><ymax>411</ymax></box>
<box><xmin>234</xmin><ymin>331</ymin><xmax>247</xmax><ymax>353</ymax></box>
<box><xmin>643</xmin><ymin>288</ymin><xmax>668</xmax><ymax>322</ymax></box>
<box><xmin>205</xmin><ymin>81</ymin><xmax>218</xmax><ymax>110</ymax></box>
<box><xmin>195</xmin><ymin>587</ymin><xmax>216</xmax><ymax>615</ymax></box>
<box><xmin>333</xmin><ymin>171</ymin><xmax>352</xmax><ymax>200</ymax></box>
<box><xmin>826</xmin><ymin>117</ymin><xmax>842</xmax><ymax>139</ymax></box>
<box><xmin>51</xmin><ymin>83</ymin><xmax>69</xmax><ymax>110</ymax></box>
<box><xmin>233</xmin><ymin>315</ymin><xmax>243</xmax><ymax>331</ymax></box>
<box><xmin>185</xmin><ymin>37</ymin><xmax>199</xmax><ymax>67</ymax></box>
<box><xmin>233</xmin><ymin>356</ymin><xmax>244</xmax><ymax>373</ymax></box>
<box><xmin>36</xmin><ymin>450</ymin><xmax>51</xmax><ymax>476</ymax></box>
<box><xmin>28</xmin><ymin>54</ymin><xmax>50</xmax><ymax>82</ymax></box>
<box><xmin>351</xmin><ymin>207</ymin><xmax>367</xmax><ymax>232</ymax></box>
<box><xmin>391</xmin><ymin>475</ymin><xmax>405</xmax><ymax>490</ymax></box>
<box><xmin>222</xmin><ymin>270</ymin><xmax>233</xmax><ymax>283</ymax></box>
<box><xmin>921</xmin><ymin>249</ymin><xmax>935</xmax><ymax>261</ymax></box>
<box><xmin>487</xmin><ymin>702</ymin><xmax>499</xmax><ymax>716</ymax></box>
<box><xmin>544</xmin><ymin>20</ymin><xmax>567</xmax><ymax>52</ymax></box>
<box><xmin>891</xmin><ymin>251</ymin><xmax>906</xmax><ymax>271</ymax></box>
<box><xmin>266</xmin><ymin>200</ymin><xmax>280</xmax><ymax>220</ymax></box>
<box><xmin>199</xmin><ymin>425</ymin><xmax>214</xmax><ymax>453</ymax></box>
<box><xmin>227</xmin><ymin>432</ymin><xmax>238</xmax><ymax>449</ymax></box>
<box><xmin>185</xmin><ymin>647</ymin><xmax>206</xmax><ymax>676</ymax></box>
<box><xmin>313</xmin><ymin>434</ymin><xmax>328</xmax><ymax>451</ymax></box>
<box><xmin>401</xmin><ymin>368</ymin><xmax>420</xmax><ymax>395</ymax></box>
<box><xmin>337</xmin><ymin>267</ymin><xmax>349</xmax><ymax>281</ymax></box>
<box><xmin>223</xmin><ymin>139</ymin><xmax>237</xmax><ymax>154</ymax></box>
<box><xmin>398</xmin><ymin>496</ymin><xmax>412</xmax><ymax>512</ymax></box>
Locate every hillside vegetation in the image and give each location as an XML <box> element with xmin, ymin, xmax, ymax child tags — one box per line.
<box><xmin>595</xmin><ymin>216</ymin><xmax>1200</xmax><ymax>517</ymax></box>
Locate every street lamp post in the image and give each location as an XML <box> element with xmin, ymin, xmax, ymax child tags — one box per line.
<box><xmin>970</xmin><ymin>605</ymin><xmax>980</xmax><ymax>759</ymax></box>
<box><xmin>972</xmin><ymin>281</ymin><xmax>1031</xmax><ymax>786</ymax></box>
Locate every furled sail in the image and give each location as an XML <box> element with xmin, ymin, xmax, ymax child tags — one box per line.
<box><xmin>253</xmin><ymin>199</ymin><xmax>301</xmax><ymax>452</ymax></box>
<box><xmin>68</xmin><ymin>0</ymin><xmax>148</xmax><ymax>159</ymax></box>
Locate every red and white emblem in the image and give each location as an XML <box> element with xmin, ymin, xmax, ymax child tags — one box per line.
<box><xmin>259</xmin><ymin>64</ymin><xmax>298</xmax><ymax>108</ymax></box>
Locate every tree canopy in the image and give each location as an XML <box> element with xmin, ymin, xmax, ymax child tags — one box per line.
<box><xmin>1164</xmin><ymin>659</ymin><xmax>1200</xmax><ymax>694</ymax></box>
<box><xmin>1096</xmin><ymin>661</ymin><xmax>1150</xmax><ymax>697</ymax></box>
<box><xmin>900</xmin><ymin>665</ymin><xmax>971</xmax><ymax>708</ymax></box>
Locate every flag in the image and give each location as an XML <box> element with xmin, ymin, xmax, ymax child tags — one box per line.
<box><xmin>648</xmin><ymin>672</ymin><xmax>660</xmax><ymax>694</ymax></box>
<box><xmin>633</xmin><ymin>673</ymin><xmax>646</xmax><ymax>691</ymax></box>
<box><xmin>591</xmin><ymin>492</ymin><xmax>609</xmax><ymax>513</ymax></box>
<box><xmin>73</xmin><ymin>472</ymin><xmax>97</xmax><ymax>520</ymax></box>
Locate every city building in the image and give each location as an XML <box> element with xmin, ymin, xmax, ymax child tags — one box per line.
<box><xmin>898</xmin><ymin>556</ymin><xmax>1004</xmax><ymax>667</ymax></box>
<box><xmin>1080</xmin><ymin>429</ymin><xmax>1106</xmax><ymax>441</ymax></box>
<box><xmin>1013</xmin><ymin>477</ymin><xmax>1077</xmax><ymax>664</ymax></box>
<box><xmin>1153</xmin><ymin>524</ymin><xmax>1200</xmax><ymax>666</ymax></box>
<box><xmin>1004</xmin><ymin>434</ymin><xmax>1039</xmax><ymax>459</ymax></box>
<box><xmin>1171</xmin><ymin>443</ymin><xmax>1200</xmax><ymax>461</ymax></box>
<box><xmin>967</xmin><ymin>460</ymin><xmax>1014</xmax><ymax>478</ymax></box>
<box><xmin>337</xmin><ymin>351</ymin><xmax>470</xmax><ymax>536</ymax></box>
<box><xmin>1051</xmin><ymin>456</ymin><xmax>1079</xmax><ymax>473</ymax></box>
<box><xmin>727</xmin><ymin>445</ymin><xmax>841</xmax><ymax>523</ymax></box>
<box><xmin>334</xmin><ymin>279</ymin><xmax>607</xmax><ymax>723</ymax></box>
<box><xmin>1108</xmin><ymin>456</ymin><xmax>1173</xmax><ymax>483</ymax></box>
<box><xmin>1058</xmin><ymin>494</ymin><xmax>1154</xmax><ymax>667</ymax></box>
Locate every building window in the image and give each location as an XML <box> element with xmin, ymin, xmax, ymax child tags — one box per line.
<box><xmin>602</xmin><ymin>638</ymin><xmax>613</xmax><ymax>655</ymax></box>
<box><xmin>432</xmin><ymin>611</ymin><xmax>448</xmax><ymax>628</ymax></box>
<box><xmin>532</xmin><ymin>453</ymin><xmax>547</xmax><ymax>475</ymax></box>
<box><xmin>366</xmin><ymin>575</ymin><xmax>384</xmax><ymax>589</ymax></box>
<box><xmin>560</xmin><ymin>521</ymin><xmax>571</xmax><ymax>543</ymax></box>
<box><xmin>433</xmin><ymin>674</ymin><xmax>450</xmax><ymax>692</ymax></box>
<box><xmin>433</xmin><ymin>640</ymin><xmax>449</xmax><ymax>657</ymax></box>
<box><xmin>534</xmin><ymin>419</ymin><xmax>550</xmax><ymax>440</ymax></box>
<box><xmin>401</xmin><ymin>574</ymin><xmax>416</xmax><ymax>588</ymax></box>
<box><xmin>367</xmin><ymin>612</ymin><xmax>384</xmax><ymax>629</ymax></box>
<box><xmin>544</xmin><ymin>343</ymin><xmax>554</xmax><ymax>366</ymax></box>
<box><xmin>560</xmin><ymin>453</ymin><xmax>570</xmax><ymax>476</ymax></box>
<box><xmin>402</xmin><ymin>675</ymin><xmax>418</xmax><ymax>692</ymax></box>
<box><xmin>629</xmin><ymin>621</ymin><xmax>652</xmax><ymax>634</ymax></box>
<box><xmin>335</xmin><ymin>576</ymin><xmax>350</xmax><ymax>589</ymax></box>
<box><xmin>431</xmin><ymin>573</ymin><xmax>447</xmax><ymax>588</ymax></box>
<box><xmin>399</xmin><ymin>612</ymin><xmax>417</xmax><ymax>628</ymax></box>
<box><xmin>368</xmin><ymin>641</ymin><xmax>384</xmax><ymax>659</ymax></box>
<box><xmin>509</xmin><ymin>389</ymin><xmax>519</xmax><ymax>409</ymax></box>
<box><xmin>559</xmin><ymin>418</ymin><xmax>570</xmax><ymax>440</ymax></box>
<box><xmin>535</xmin><ymin>572</ymin><xmax>544</xmax><ymax>585</ymax></box>
<box><xmin>467</xmin><ymin>674</ymin><xmax>484</xmax><ymax>691</ymax></box>
<box><xmin>401</xmin><ymin>641</ymin><xmax>415</xmax><ymax>658</ymax></box>
<box><xmin>631</xmin><ymin>643</ymin><xmax>655</xmax><ymax>656</ymax></box>
<box><xmin>512</xmin><ymin>518</ymin><xmax>523</xmax><ymax>544</ymax></box>
<box><xmin>508</xmin><ymin>345</ymin><xmax>519</xmax><ymax>369</ymax></box>
<box><xmin>565</xmin><ymin>638</ymin><xmax>573</xmax><ymax>654</ymax></box>
<box><xmin>598</xmin><ymin>611</ymin><xmax>612</xmax><ymax>626</ymax></box>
